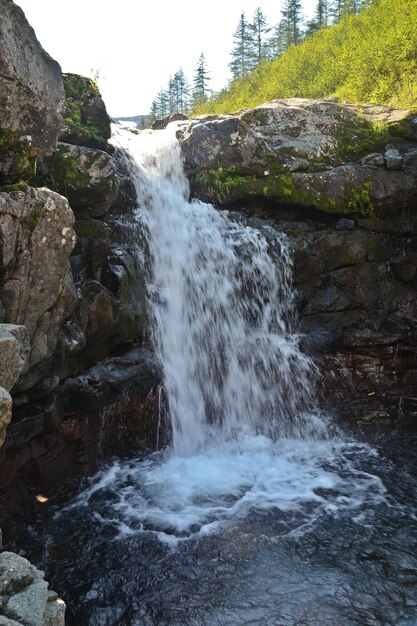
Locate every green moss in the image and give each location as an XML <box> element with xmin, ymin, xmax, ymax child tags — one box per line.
<box><xmin>74</xmin><ymin>219</ymin><xmax>109</xmax><ymax>239</ymax></box>
<box><xmin>0</xmin><ymin>128</ymin><xmax>37</xmax><ymax>184</ymax></box>
<box><xmin>345</xmin><ymin>182</ymin><xmax>374</xmax><ymax>216</ymax></box>
<box><xmin>62</xmin><ymin>74</ymin><xmax>109</xmax><ymax>148</ymax></box>
<box><xmin>194</xmin><ymin>165</ymin><xmax>375</xmax><ymax>217</ymax></box>
<box><xmin>43</xmin><ymin>144</ymin><xmax>90</xmax><ymax>197</ymax></box>
<box><xmin>0</xmin><ymin>182</ymin><xmax>29</xmax><ymax>193</ymax></box>
<box><xmin>334</xmin><ymin>111</ymin><xmax>406</xmax><ymax>162</ymax></box>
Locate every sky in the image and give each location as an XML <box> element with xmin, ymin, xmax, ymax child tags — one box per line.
<box><xmin>14</xmin><ymin>0</ymin><xmax>316</xmax><ymax>117</ymax></box>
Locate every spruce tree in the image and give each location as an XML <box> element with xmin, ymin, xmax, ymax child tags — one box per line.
<box><xmin>229</xmin><ymin>12</ymin><xmax>252</xmax><ymax>79</ymax></box>
<box><xmin>172</xmin><ymin>69</ymin><xmax>190</xmax><ymax>114</ymax></box>
<box><xmin>249</xmin><ymin>8</ymin><xmax>271</xmax><ymax>68</ymax></box>
<box><xmin>268</xmin><ymin>20</ymin><xmax>289</xmax><ymax>57</ymax></box>
<box><xmin>193</xmin><ymin>52</ymin><xmax>211</xmax><ymax>102</ymax></box>
<box><xmin>306</xmin><ymin>0</ymin><xmax>329</xmax><ymax>36</ymax></box>
<box><xmin>316</xmin><ymin>0</ymin><xmax>330</xmax><ymax>28</ymax></box>
<box><xmin>331</xmin><ymin>0</ymin><xmax>358</xmax><ymax>22</ymax></box>
<box><xmin>281</xmin><ymin>0</ymin><xmax>303</xmax><ymax>47</ymax></box>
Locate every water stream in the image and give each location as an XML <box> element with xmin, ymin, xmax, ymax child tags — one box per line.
<box><xmin>23</xmin><ymin>126</ymin><xmax>417</xmax><ymax>625</ymax></box>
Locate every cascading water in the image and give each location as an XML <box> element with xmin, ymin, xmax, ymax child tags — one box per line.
<box><xmin>54</xmin><ymin>126</ymin><xmax>386</xmax><ymax>544</ymax></box>
<box><xmin>25</xmin><ymin>125</ymin><xmax>417</xmax><ymax>626</ymax></box>
<box><xmin>116</xmin><ymin>125</ymin><xmax>325</xmax><ymax>455</ymax></box>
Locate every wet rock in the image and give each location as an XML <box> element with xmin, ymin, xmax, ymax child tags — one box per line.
<box><xmin>56</xmin><ymin>347</ymin><xmax>161</xmax><ymax>415</ymax></box>
<box><xmin>0</xmin><ymin>552</ymin><xmax>65</xmax><ymax>626</ymax></box>
<box><xmin>0</xmin><ymin>387</ymin><xmax>12</xmax><ymax>448</ymax></box>
<box><xmin>390</xmin><ymin>256</ymin><xmax>416</xmax><ymax>283</ymax></box>
<box><xmin>361</xmin><ymin>152</ymin><xmax>385</xmax><ymax>167</ymax></box>
<box><xmin>60</xmin><ymin>73</ymin><xmax>111</xmax><ymax>151</ymax></box>
<box><xmin>0</xmin><ymin>1</ymin><xmax>64</xmax><ymax>171</ymax></box>
<box><xmin>0</xmin><ymin>188</ymin><xmax>77</xmax><ymax>369</ymax></box>
<box><xmin>152</xmin><ymin>113</ymin><xmax>188</xmax><ymax>130</ymax></box>
<box><xmin>384</xmin><ymin>145</ymin><xmax>404</xmax><ymax>170</ymax></box>
<box><xmin>335</xmin><ymin>218</ymin><xmax>355</xmax><ymax>230</ymax></box>
<box><xmin>0</xmin><ymin>325</ymin><xmax>29</xmax><ymax>392</ymax></box>
<box><xmin>41</xmin><ymin>143</ymin><xmax>119</xmax><ymax>218</ymax></box>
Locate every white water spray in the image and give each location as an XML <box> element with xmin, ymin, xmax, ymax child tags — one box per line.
<box><xmin>112</xmin><ymin>125</ymin><xmax>325</xmax><ymax>455</ymax></box>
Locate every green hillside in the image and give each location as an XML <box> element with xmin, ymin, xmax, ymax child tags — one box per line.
<box><xmin>194</xmin><ymin>0</ymin><xmax>417</xmax><ymax>114</ymax></box>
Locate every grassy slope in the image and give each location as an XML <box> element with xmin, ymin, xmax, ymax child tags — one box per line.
<box><xmin>195</xmin><ymin>0</ymin><xmax>417</xmax><ymax>115</ymax></box>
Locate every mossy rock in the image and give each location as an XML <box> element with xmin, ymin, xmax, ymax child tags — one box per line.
<box><xmin>40</xmin><ymin>143</ymin><xmax>119</xmax><ymax>218</ymax></box>
<box><xmin>74</xmin><ymin>219</ymin><xmax>111</xmax><ymax>239</ymax></box>
<box><xmin>192</xmin><ymin>164</ymin><xmax>380</xmax><ymax>217</ymax></box>
<box><xmin>0</xmin><ymin>128</ymin><xmax>37</xmax><ymax>185</ymax></box>
<box><xmin>60</xmin><ymin>74</ymin><xmax>111</xmax><ymax>151</ymax></box>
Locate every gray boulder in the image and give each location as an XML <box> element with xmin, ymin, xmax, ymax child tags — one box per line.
<box><xmin>41</xmin><ymin>143</ymin><xmax>120</xmax><ymax>219</ymax></box>
<box><xmin>177</xmin><ymin>99</ymin><xmax>417</xmax><ymax>218</ymax></box>
<box><xmin>0</xmin><ymin>188</ymin><xmax>77</xmax><ymax>368</ymax></box>
<box><xmin>384</xmin><ymin>144</ymin><xmax>404</xmax><ymax>170</ymax></box>
<box><xmin>60</xmin><ymin>73</ymin><xmax>111</xmax><ymax>151</ymax></box>
<box><xmin>0</xmin><ymin>552</ymin><xmax>65</xmax><ymax>626</ymax></box>
<box><xmin>0</xmin><ymin>0</ymin><xmax>64</xmax><ymax>177</ymax></box>
<box><xmin>0</xmin><ymin>387</ymin><xmax>12</xmax><ymax>447</ymax></box>
<box><xmin>0</xmin><ymin>324</ymin><xmax>29</xmax><ymax>446</ymax></box>
<box><xmin>0</xmin><ymin>325</ymin><xmax>29</xmax><ymax>392</ymax></box>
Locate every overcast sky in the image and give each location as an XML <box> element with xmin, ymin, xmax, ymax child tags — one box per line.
<box><xmin>14</xmin><ymin>0</ymin><xmax>316</xmax><ymax>117</ymax></box>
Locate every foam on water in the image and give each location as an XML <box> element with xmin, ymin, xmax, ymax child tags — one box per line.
<box><xmin>59</xmin><ymin>435</ymin><xmax>386</xmax><ymax>546</ymax></box>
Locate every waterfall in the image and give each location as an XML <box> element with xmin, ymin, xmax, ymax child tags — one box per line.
<box><xmin>56</xmin><ymin>126</ymin><xmax>386</xmax><ymax>545</ymax></box>
<box><xmin>112</xmin><ymin>125</ymin><xmax>327</xmax><ymax>456</ymax></box>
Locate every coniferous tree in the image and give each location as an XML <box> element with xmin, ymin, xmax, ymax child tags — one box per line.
<box><xmin>160</xmin><ymin>90</ymin><xmax>170</xmax><ymax>116</ymax></box>
<box><xmin>267</xmin><ymin>19</ymin><xmax>289</xmax><ymax>58</ymax></box>
<box><xmin>249</xmin><ymin>8</ymin><xmax>271</xmax><ymax>68</ymax></box>
<box><xmin>281</xmin><ymin>0</ymin><xmax>303</xmax><ymax>47</ymax></box>
<box><xmin>229</xmin><ymin>12</ymin><xmax>252</xmax><ymax>79</ymax></box>
<box><xmin>171</xmin><ymin>69</ymin><xmax>190</xmax><ymax>114</ymax></box>
<box><xmin>331</xmin><ymin>0</ymin><xmax>359</xmax><ymax>22</ymax></box>
<box><xmin>150</xmin><ymin>100</ymin><xmax>158</xmax><ymax>121</ymax></box>
<box><xmin>193</xmin><ymin>52</ymin><xmax>211</xmax><ymax>102</ymax></box>
<box><xmin>306</xmin><ymin>0</ymin><xmax>330</xmax><ymax>36</ymax></box>
<box><xmin>316</xmin><ymin>0</ymin><xmax>330</xmax><ymax>28</ymax></box>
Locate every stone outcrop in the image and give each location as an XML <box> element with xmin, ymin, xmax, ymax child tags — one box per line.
<box><xmin>0</xmin><ymin>188</ymin><xmax>76</xmax><ymax>370</ymax></box>
<box><xmin>171</xmin><ymin>100</ymin><xmax>417</xmax><ymax>427</ymax></box>
<box><xmin>0</xmin><ymin>0</ymin><xmax>64</xmax><ymax>184</ymax></box>
<box><xmin>0</xmin><ymin>552</ymin><xmax>65</xmax><ymax>625</ymax></box>
<box><xmin>39</xmin><ymin>143</ymin><xmax>120</xmax><ymax>219</ymax></box>
<box><xmin>176</xmin><ymin>99</ymin><xmax>417</xmax><ymax>219</ymax></box>
<box><xmin>0</xmin><ymin>324</ymin><xmax>29</xmax><ymax>447</ymax></box>
<box><xmin>60</xmin><ymin>73</ymin><xmax>111</xmax><ymax>151</ymax></box>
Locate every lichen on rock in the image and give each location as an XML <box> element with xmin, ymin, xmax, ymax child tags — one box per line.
<box><xmin>177</xmin><ymin>98</ymin><xmax>417</xmax><ymax>219</ymax></box>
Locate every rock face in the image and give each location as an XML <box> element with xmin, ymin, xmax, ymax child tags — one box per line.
<box><xmin>40</xmin><ymin>143</ymin><xmax>120</xmax><ymax>219</ymax></box>
<box><xmin>0</xmin><ymin>0</ymin><xmax>64</xmax><ymax>182</ymax></box>
<box><xmin>60</xmin><ymin>73</ymin><xmax>111</xmax><ymax>151</ymax></box>
<box><xmin>0</xmin><ymin>324</ymin><xmax>29</xmax><ymax>446</ymax></box>
<box><xmin>173</xmin><ymin>100</ymin><xmax>417</xmax><ymax>427</ymax></box>
<box><xmin>0</xmin><ymin>188</ymin><xmax>76</xmax><ymax>369</ymax></box>
<box><xmin>0</xmin><ymin>552</ymin><xmax>65</xmax><ymax>625</ymax></box>
<box><xmin>176</xmin><ymin>99</ymin><xmax>417</xmax><ymax>219</ymax></box>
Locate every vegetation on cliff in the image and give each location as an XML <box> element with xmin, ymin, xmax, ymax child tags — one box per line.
<box><xmin>194</xmin><ymin>0</ymin><xmax>417</xmax><ymax>114</ymax></box>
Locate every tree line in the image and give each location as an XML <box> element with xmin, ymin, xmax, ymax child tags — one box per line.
<box><xmin>149</xmin><ymin>0</ymin><xmax>377</xmax><ymax>120</ymax></box>
<box><xmin>195</xmin><ymin>0</ymin><xmax>415</xmax><ymax>114</ymax></box>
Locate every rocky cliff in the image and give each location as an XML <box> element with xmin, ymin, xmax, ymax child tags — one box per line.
<box><xmin>175</xmin><ymin>101</ymin><xmax>417</xmax><ymax>426</ymax></box>
<box><xmin>0</xmin><ymin>2</ymin><xmax>162</xmax><ymax>621</ymax></box>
